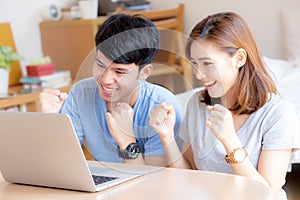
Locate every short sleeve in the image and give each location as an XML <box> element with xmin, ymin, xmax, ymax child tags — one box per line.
<box><xmin>262</xmin><ymin>100</ymin><xmax>300</xmax><ymax>152</ymax></box>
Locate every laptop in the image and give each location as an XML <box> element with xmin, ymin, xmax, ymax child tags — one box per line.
<box><xmin>0</xmin><ymin>112</ymin><xmax>161</xmax><ymax>192</ymax></box>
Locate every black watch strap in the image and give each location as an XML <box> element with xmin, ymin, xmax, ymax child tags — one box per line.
<box><xmin>117</xmin><ymin>140</ymin><xmax>141</xmax><ymax>160</ymax></box>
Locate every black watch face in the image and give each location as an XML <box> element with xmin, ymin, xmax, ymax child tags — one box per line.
<box><xmin>117</xmin><ymin>142</ymin><xmax>141</xmax><ymax>160</ymax></box>
<box><xmin>128</xmin><ymin>143</ymin><xmax>141</xmax><ymax>154</ymax></box>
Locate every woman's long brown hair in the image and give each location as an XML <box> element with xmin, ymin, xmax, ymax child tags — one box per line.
<box><xmin>186</xmin><ymin>12</ymin><xmax>277</xmax><ymax>115</ymax></box>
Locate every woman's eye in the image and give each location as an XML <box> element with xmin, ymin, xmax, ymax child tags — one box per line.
<box><xmin>190</xmin><ymin>61</ymin><xmax>197</xmax><ymax>67</ymax></box>
<box><xmin>203</xmin><ymin>61</ymin><xmax>213</xmax><ymax>66</ymax></box>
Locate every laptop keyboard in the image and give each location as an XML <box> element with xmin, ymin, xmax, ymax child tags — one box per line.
<box><xmin>92</xmin><ymin>175</ymin><xmax>119</xmax><ymax>185</ymax></box>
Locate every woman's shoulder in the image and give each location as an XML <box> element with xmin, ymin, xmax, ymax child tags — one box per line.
<box><xmin>257</xmin><ymin>93</ymin><xmax>298</xmax><ymax>120</ymax></box>
<box><xmin>265</xmin><ymin>94</ymin><xmax>295</xmax><ymax>112</ymax></box>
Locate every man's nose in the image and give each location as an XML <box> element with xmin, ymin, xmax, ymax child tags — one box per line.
<box><xmin>100</xmin><ymin>68</ymin><xmax>115</xmax><ymax>84</ymax></box>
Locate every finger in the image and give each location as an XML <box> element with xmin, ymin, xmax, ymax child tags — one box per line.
<box><xmin>206</xmin><ymin>120</ymin><xmax>212</xmax><ymax>129</ymax></box>
<box><xmin>59</xmin><ymin>92</ymin><xmax>68</xmax><ymax>101</ymax></box>
<box><xmin>207</xmin><ymin>105</ymin><xmax>214</xmax><ymax>111</ymax></box>
<box><xmin>117</xmin><ymin>102</ymin><xmax>130</xmax><ymax>108</ymax></box>
<box><xmin>211</xmin><ymin>104</ymin><xmax>225</xmax><ymax>112</ymax></box>
<box><xmin>149</xmin><ymin>111</ymin><xmax>164</xmax><ymax>132</ymax></box>
<box><xmin>105</xmin><ymin>113</ymin><xmax>114</xmax><ymax>130</ymax></box>
<box><xmin>106</xmin><ymin>112</ymin><xmax>121</xmax><ymax>139</ymax></box>
<box><xmin>206</xmin><ymin>120</ymin><xmax>220</xmax><ymax>139</ymax></box>
<box><xmin>119</xmin><ymin>102</ymin><xmax>134</xmax><ymax>116</ymax></box>
<box><xmin>209</xmin><ymin>110</ymin><xmax>223</xmax><ymax>120</ymax></box>
<box><xmin>151</xmin><ymin>107</ymin><xmax>167</xmax><ymax>127</ymax></box>
<box><xmin>161</xmin><ymin>102</ymin><xmax>174</xmax><ymax>113</ymax></box>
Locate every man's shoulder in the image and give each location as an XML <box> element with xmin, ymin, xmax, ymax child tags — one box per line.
<box><xmin>141</xmin><ymin>82</ymin><xmax>178</xmax><ymax>104</ymax></box>
<box><xmin>72</xmin><ymin>77</ymin><xmax>97</xmax><ymax>90</ymax></box>
<box><xmin>140</xmin><ymin>82</ymin><xmax>182</xmax><ymax>112</ymax></box>
<box><xmin>143</xmin><ymin>81</ymin><xmax>175</xmax><ymax>97</ymax></box>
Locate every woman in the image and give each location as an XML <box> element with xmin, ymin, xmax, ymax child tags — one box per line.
<box><xmin>149</xmin><ymin>12</ymin><xmax>300</xmax><ymax>199</ymax></box>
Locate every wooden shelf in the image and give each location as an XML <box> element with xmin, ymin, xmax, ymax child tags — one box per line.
<box><xmin>0</xmin><ymin>84</ymin><xmax>72</xmax><ymax>112</ymax></box>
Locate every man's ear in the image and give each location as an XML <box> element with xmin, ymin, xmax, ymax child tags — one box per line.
<box><xmin>138</xmin><ymin>64</ymin><xmax>153</xmax><ymax>80</ymax></box>
<box><xmin>234</xmin><ymin>48</ymin><xmax>247</xmax><ymax>68</ymax></box>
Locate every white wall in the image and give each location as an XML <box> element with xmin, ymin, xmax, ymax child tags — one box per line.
<box><xmin>152</xmin><ymin>0</ymin><xmax>300</xmax><ymax>60</ymax></box>
<box><xmin>184</xmin><ymin>0</ymin><xmax>300</xmax><ymax>60</ymax></box>
<box><xmin>1</xmin><ymin>0</ymin><xmax>300</xmax><ymax>74</ymax></box>
<box><xmin>0</xmin><ymin>0</ymin><xmax>76</xmax><ymax>73</ymax></box>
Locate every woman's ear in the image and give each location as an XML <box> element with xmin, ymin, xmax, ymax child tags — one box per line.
<box><xmin>139</xmin><ymin>64</ymin><xmax>153</xmax><ymax>80</ymax></box>
<box><xmin>234</xmin><ymin>48</ymin><xmax>247</xmax><ymax>68</ymax></box>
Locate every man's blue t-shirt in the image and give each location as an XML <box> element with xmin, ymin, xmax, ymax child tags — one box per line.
<box><xmin>60</xmin><ymin>77</ymin><xmax>182</xmax><ymax>162</ymax></box>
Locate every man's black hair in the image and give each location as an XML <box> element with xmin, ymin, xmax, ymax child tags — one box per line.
<box><xmin>95</xmin><ymin>14</ymin><xmax>159</xmax><ymax>69</ymax></box>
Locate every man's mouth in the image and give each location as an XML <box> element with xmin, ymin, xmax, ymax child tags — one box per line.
<box><xmin>102</xmin><ymin>85</ymin><xmax>117</xmax><ymax>94</ymax></box>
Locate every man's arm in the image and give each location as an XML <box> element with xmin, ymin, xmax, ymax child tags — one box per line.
<box><xmin>105</xmin><ymin>102</ymin><xmax>168</xmax><ymax>166</ymax></box>
<box><xmin>105</xmin><ymin>102</ymin><xmax>147</xmax><ymax>165</ymax></box>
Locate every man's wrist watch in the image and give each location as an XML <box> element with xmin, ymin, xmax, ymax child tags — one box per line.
<box><xmin>225</xmin><ymin>147</ymin><xmax>248</xmax><ymax>164</ymax></box>
<box><xmin>117</xmin><ymin>140</ymin><xmax>141</xmax><ymax>160</ymax></box>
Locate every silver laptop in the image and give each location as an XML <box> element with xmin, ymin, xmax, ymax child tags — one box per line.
<box><xmin>0</xmin><ymin>112</ymin><xmax>160</xmax><ymax>192</ymax></box>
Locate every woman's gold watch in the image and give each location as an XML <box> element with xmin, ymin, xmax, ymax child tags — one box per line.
<box><xmin>225</xmin><ymin>147</ymin><xmax>248</xmax><ymax>164</ymax></box>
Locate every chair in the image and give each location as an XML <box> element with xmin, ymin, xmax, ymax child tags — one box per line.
<box><xmin>0</xmin><ymin>23</ymin><xmax>22</xmax><ymax>86</ymax></box>
<box><xmin>116</xmin><ymin>4</ymin><xmax>193</xmax><ymax>93</ymax></box>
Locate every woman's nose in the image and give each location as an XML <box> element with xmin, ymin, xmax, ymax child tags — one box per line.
<box><xmin>194</xmin><ymin>68</ymin><xmax>207</xmax><ymax>80</ymax></box>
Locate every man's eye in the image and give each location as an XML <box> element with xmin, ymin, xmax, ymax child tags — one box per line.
<box><xmin>116</xmin><ymin>71</ymin><xmax>127</xmax><ymax>75</ymax></box>
<box><xmin>96</xmin><ymin>63</ymin><xmax>106</xmax><ymax>69</ymax></box>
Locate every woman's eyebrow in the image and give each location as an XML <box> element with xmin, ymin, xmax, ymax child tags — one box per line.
<box><xmin>196</xmin><ymin>57</ymin><xmax>211</xmax><ymax>61</ymax></box>
<box><xmin>190</xmin><ymin>55</ymin><xmax>211</xmax><ymax>61</ymax></box>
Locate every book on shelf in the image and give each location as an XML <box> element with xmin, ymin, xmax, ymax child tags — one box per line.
<box><xmin>0</xmin><ymin>104</ymin><xmax>26</xmax><ymax>112</ymax></box>
<box><xmin>20</xmin><ymin>70</ymin><xmax>71</xmax><ymax>90</ymax></box>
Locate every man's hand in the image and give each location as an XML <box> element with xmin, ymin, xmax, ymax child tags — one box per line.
<box><xmin>39</xmin><ymin>88</ymin><xmax>68</xmax><ymax>113</ymax></box>
<box><xmin>105</xmin><ymin>103</ymin><xmax>136</xmax><ymax>149</ymax></box>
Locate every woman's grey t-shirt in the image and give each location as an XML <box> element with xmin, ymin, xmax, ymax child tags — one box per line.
<box><xmin>179</xmin><ymin>92</ymin><xmax>300</xmax><ymax>173</ymax></box>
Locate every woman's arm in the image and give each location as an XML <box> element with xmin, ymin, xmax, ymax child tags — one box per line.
<box><xmin>149</xmin><ymin>103</ymin><xmax>192</xmax><ymax>169</ymax></box>
<box><xmin>257</xmin><ymin>150</ymin><xmax>291</xmax><ymax>196</ymax></box>
<box><xmin>206</xmin><ymin>104</ymin><xmax>291</xmax><ymax>198</ymax></box>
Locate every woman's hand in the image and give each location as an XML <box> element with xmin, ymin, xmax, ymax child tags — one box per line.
<box><xmin>149</xmin><ymin>102</ymin><xmax>176</xmax><ymax>141</ymax></box>
<box><xmin>206</xmin><ymin>104</ymin><xmax>237</xmax><ymax>145</ymax></box>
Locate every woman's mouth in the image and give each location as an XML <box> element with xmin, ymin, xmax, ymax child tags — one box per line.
<box><xmin>203</xmin><ymin>81</ymin><xmax>216</xmax><ymax>90</ymax></box>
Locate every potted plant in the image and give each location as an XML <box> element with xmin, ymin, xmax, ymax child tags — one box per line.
<box><xmin>0</xmin><ymin>46</ymin><xmax>23</xmax><ymax>96</ymax></box>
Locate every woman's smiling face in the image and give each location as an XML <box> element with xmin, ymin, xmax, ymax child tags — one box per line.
<box><xmin>190</xmin><ymin>40</ymin><xmax>240</xmax><ymax>101</ymax></box>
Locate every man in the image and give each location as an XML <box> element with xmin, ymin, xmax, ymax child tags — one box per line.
<box><xmin>39</xmin><ymin>14</ymin><xmax>182</xmax><ymax>166</ymax></box>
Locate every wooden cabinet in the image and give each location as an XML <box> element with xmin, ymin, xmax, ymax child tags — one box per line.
<box><xmin>39</xmin><ymin>17</ymin><xmax>106</xmax><ymax>80</ymax></box>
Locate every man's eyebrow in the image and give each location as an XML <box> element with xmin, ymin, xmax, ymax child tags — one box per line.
<box><xmin>114</xmin><ymin>66</ymin><xmax>131</xmax><ymax>72</ymax></box>
<box><xmin>95</xmin><ymin>58</ymin><xmax>105</xmax><ymax>65</ymax></box>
